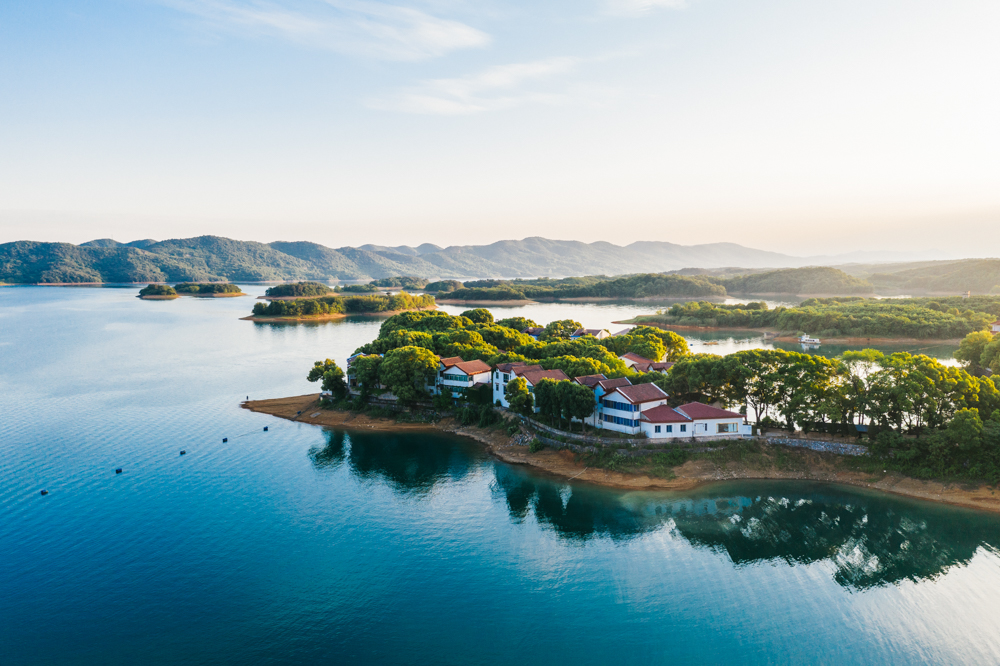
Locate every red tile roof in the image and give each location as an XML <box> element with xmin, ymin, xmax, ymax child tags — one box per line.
<box><xmin>632</xmin><ymin>361</ymin><xmax>675</xmax><ymax>373</ymax></box>
<box><xmin>677</xmin><ymin>402</ymin><xmax>743</xmax><ymax>420</ymax></box>
<box><xmin>522</xmin><ymin>327</ymin><xmax>544</xmax><ymax>335</ymax></box>
<box><xmin>453</xmin><ymin>359</ymin><xmax>491</xmax><ymax>375</ymax></box>
<box><xmin>521</xmin><ymin>369</ymin><xmax>570</xmax><ymax>386</ymax></box>
<box><xmin>439</xmin><ymin>356</ymin><xmax>464</xmax><ymax>367</ymax></box>
<box><xmin>620</xmin><ymin>352</ymin><xmax>654</xmax><ymax>364</ymax></box>
<box><xmin>513</xmin><ymin>365</ymin><xmax>542</xmax><ymax>376</ymax></box>
<box><xmin>574</xmin><ymin>374</ymin><xmax>607</xmax><ymax>388</ymax></box>
<box><xmin>597</xmin><ymin>377</ymin><xmax>632</xmax><ymax>391</ymax></box>
<box><xmin>640</xmin><ymin>405</ymin><xmax>692</xmax><ymax>423</ymax></box>
<box><xmin>571</xmin><ymin>328</ymin><xmax>606</xmax><ymax>337</ymax></box>
<box><xmin>611</xmin><ymin>383</ymin><xmax>669</xmax><ymax>404</ymax></box>
<box><xmin>495</xmin><ymin>362</ymin><xmax>530</xmax><ymax>373</ymax></box>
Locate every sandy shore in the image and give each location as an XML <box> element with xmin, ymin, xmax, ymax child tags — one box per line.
<box><xmin>183</xmin><ymin>292</ymin><xmax>247</xmax><ymax>298</ymax></box>
<box><xmin>436</xmin><ymin>298</ymin><xmax>538</xmax><ymax>306</ymax></box>
<box><xmin>139</xmin><ymin>294</ymin><xmax>179</xmax><ymax>300</ymax></box>
<box><xmin>614</xmin><ymin>320</ymin><xmax>964</xmax><ymax>345</ymax></box>
<box><xmin>243</xmin><ymin>394</ymin><xmax>1000</xmax><ymax>513</ymax></box>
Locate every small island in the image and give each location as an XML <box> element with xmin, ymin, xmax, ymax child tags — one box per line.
<box><xmin>244</xmin><ymin>291</ymin><xmax>436</xmax><ymax>322</ymax></box>
<box><xmin>138</xmin><ymin>284</ymin><xmax>179</xmax><ymax>299</ymax></box>
<box><xmin>245</xmin><ymin>307</ymin><xmax>1000</xmax><ymax>514</ymax></box>
<box><xmin>262</xmin><ymin>281</ymin><xmax>334</xmax><ymax>299</ymax></box>
<box><xmin>174</xmin><ymin>282</ymin><xmax>245</xmax><ymax>297</ymax></box>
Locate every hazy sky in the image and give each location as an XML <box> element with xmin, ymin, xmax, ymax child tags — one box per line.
<box><xmin>2</xmin><ymin>0</ymin><xmax>999</xmax><ymax>255</ymax></box>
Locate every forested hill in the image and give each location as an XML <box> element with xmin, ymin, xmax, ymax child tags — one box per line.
<box><xmin>717</xmin><ymin>267</ymin><xmax>875</xmax><ymax>295</ymax></box>
<box><xmin>0</xmin><ymin>235</ymin><xmax>804</xmax><ymax>283</ymax></box>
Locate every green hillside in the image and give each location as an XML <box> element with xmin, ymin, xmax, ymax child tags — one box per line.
<box><xmin>869</xmin><ymin>259</ymin><xmax>1000</xmax><ymax>294</ymax></box>
<box><xmin>718</xmin><ymin>267</ymin><xmax>874</xmax><ymax>295</ymax></box>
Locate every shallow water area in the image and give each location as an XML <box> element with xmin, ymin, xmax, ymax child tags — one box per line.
<box><xmin>1</xmin><ymin>286</ymin><xmax>996</xmax><ymax>664</ymax></box>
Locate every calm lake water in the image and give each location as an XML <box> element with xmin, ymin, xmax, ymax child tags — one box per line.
<box><xmin>1</xmin><ymin>286</ymin><xmax>994</xmax><ymax>664</ymax></box>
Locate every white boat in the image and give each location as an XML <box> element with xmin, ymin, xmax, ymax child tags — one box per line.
<box><xmin>798</xmin><ymin>334</ymin><xmax>821</xmax><ymax>345</ymax></box>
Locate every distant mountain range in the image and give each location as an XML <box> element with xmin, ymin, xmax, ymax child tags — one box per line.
<box><xmin>0</xmin><ymin>235</ymin><xmax>996</xmax><ymax>291</ymax></box>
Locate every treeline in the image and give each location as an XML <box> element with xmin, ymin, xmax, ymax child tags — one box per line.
<box><xmin>174</xmin><ymin>282</ymin><xmax>242</xmax><ymax>294</ymax></box>
<box><xmin>717</xmin><ymin>267</ymin><xmax>874</xmax><ymax>295</ymax></box>
<box><xmin>870</xmin><ymin>259</ymin><xmax>1000</xmax><ymax>294</ymax></box>
<box><xmin>138</xmin><ymin>284</ymin><xmax>176</xmax><ymax>297</ymax></box>
<box><xmin>443</xmin><ymin>273</ymin><xmax>726</xmax><ymax>301</ymax></box>
<box><xmin>251</xmin><ymin>292</ymin><xmax>435</xmax><ymax>318</ymax></box>
<box><xmin>369</xmin><ymin>276</ymin><xmax>429</xmax><ymax>289</ymax></box>
<box><xmin>265</xmin><ymin>281</ymin><xmax>332</xmax><ymax>297</ymax></box>
<box><xmin>632</xmin><ymin>297</ymin><xmax>997</xmax><ymax>339</ymax></box>
<box><xmin>663</xmin><ymin>348</ymin><xmax>1000</xmax><ymax>483</ymax></box>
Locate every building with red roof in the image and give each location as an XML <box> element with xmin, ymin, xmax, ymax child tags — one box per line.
<box><xmin>639</xmin><ymin>402</ymin><xmax>749</xmax><ymax>439</ymax></box>
<box><xmin>598</xmin><ymin>383</ymin><xmax>670</xmax><ymax>434</ymax></box>
<box><xmin>436</xmin><ymin>356</ymin><xmax>492</xmax><ymax>398</ymax></box>
<box><xmin>992</xmin><ymin>320</ymin><xmax>1000</xmax><ymax>334</ymax></box>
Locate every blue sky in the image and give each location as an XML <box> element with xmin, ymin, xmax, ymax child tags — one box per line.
<box><xmin>1</xmin><ymin>0</ymin><xmax>999</xmax><ymax>255</ymax></box>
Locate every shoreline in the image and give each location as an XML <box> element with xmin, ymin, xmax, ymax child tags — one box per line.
<box><xmin>182</xmin><ymin>292</ymin><xmax>247</xmax><ymax>298</ymax></box>
<box><xmin>614</xmin><ymin>320</ymin><xmax>964</xmax><ymax>345</ymax></box>
<box><xmin>240</xmin><ymin>305</ymin><xmax>437</xmax><ymax>323</ymax></box>
<box><xmin>139</xmin><ymin>294</ymin><xmax>179</xmax><ymax>300</ymax></box>
<box><xmin>436</xmin><ymin>298</ymin><xmax>538</xmax><ymax>306</ymax></box>
<box><xmin>243</xmin><ymin>394</ymin><xmax>1000</xmax><ymax>514</ymax></box>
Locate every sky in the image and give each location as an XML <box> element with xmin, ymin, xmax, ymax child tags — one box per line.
<box><xmin>1</xmin><ymin>0</ymin><xmax>999</xmax><ymax>256</ymax></box>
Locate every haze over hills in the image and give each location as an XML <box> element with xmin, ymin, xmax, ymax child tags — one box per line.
<box><xmin>0</xmin><ymin>235</ymin><xmax>996</xmax><ymax>293</ymax></box>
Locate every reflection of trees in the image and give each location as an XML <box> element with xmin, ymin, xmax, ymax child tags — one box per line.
<box><xmin>665</xmin><ymin>488</ymin><xmax>1000</xmax><ymax>590</ymax></box>
<box><xmin>311</xmin><ymin>432</ymin><xmax>1000</xmax><ymax>589</ymax></box>
<box><xmin>308</xmin><ymin>429</ymin><xmax>476</xmax><ymax>495</ymax></box>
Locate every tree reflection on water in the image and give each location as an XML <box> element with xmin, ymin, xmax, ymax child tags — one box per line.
<box><xmin>310</xmin><ymin>430</ymin><xmax>1000</xmax><ymax>590</ymax></box>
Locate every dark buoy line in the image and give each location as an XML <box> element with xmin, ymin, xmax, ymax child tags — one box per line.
<box><xmin>223</xmin><ymin>438</ymin><xmax>228</xmax><ymax>442</ymax></box>
<box><xmin>263</xmin><ymin>426</ymin><xmax>268</xmax><ymax>432</ymax></box>
<box><xmin>40</xmin><ymin>490</ymin><xmax>48</xmax><ymax>496</ymax></box>
<box><xmin>115</xmin><ymin>468</ymin><xmax>123</xmax><ymax>474</ymax></box>
<box><xmin>180</xmin><ymin>450</ymin><xmax>186</xmax><ymax>455</ymax></box>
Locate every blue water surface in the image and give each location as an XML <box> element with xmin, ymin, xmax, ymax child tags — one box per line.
<box><xmin>1</xmin><ymin>286</ymin><xmax>999</xmax><ymax>665</ymax></box>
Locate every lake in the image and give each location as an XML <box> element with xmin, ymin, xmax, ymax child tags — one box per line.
<box><xmin>1</xmin><ymin>285</ymin><xmax>996</xmax><ymax>664</ymax></box>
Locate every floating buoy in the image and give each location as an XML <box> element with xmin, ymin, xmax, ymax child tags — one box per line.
<box><xmin>116</xmin><ymin>468</ymin><xmax>122</xmax><ymax>474</ymax></box>
<box><xmin>263</xmin><ymin>426</ymin><xmax>268</xmax><ymax>432</ymax></box>
<box><xmin>296</xmin><ymin>411</ymin><xmax>302</xmax><ymax>415</ymax></box>
<box><xmin>40</xmin><ymin>490</ymin><xmax>48</xmax><ymax>496</ymax></box>
<box><xmin>180</xmin><ymin>450</ymin><xmax>186</xmax><ymax>455</ymax></box>
<box><xmin>223</xmin><ymin>438</ymin><xmax>228</xmax><ymax>443</ymax></box>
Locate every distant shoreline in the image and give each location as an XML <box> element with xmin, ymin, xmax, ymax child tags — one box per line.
<box><xmin>240</xmin><ymin>305</ymin><xmax>436</xmax><ymax>323</ymax></box>
<box><xmin>138</xmin><ymin>294</ymin><xmax>179</xmax><ymax>300</ymax></box>
<box><xmin>613</xmin><ymin>320</ymin><xmax>964</xmax><ymax>345</ymax></box>
<box><xmin>245</xmin><ymin>394</ymin><xmax>1000</xmax><ymax>514</ymax></box>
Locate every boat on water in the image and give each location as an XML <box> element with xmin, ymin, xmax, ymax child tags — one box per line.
<box><xmin>799</xmin><ymin>334</ymin><xmax>821</xmax><ymax>345</ymax></box>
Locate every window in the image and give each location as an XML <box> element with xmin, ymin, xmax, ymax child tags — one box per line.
<box><xmin>602</xmin><ymin>399</ymin><xmax>636</xmax><ymax>412</ymax></box>
<box><xmin>654</xmin><ymin>426</ymin><xmax>661</xmax><ymax>433</ymax></box>
<box><xmin>666</xmin><ymin>425</ymin><xmax>673</xmax><ymax>433</ymax></box>
<box><xmin>503</xmin><ymin>374</ymin><xmax>509</xmax><ymax>381</ymax></box>
<box><xmin>680</xmin><ymin>424</ymin><xmax>686</xmax><ymax>432</ymax></box>
<box><xmin>494</xmin><ymin>384</ymin><xmax>499</xmax><ymax>391</ymax></box>
<box><xmin>717</xmin><ymin>423</ymin><xmax>736</xmax><ymax>433</ymax></box>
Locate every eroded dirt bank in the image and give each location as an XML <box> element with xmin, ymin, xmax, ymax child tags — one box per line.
<box><xmin>243</xmin><ymin>394</ymin><xmax>1000</xmax><ymax>513</ymax></box>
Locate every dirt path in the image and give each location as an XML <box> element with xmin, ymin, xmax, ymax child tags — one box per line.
<box><xmin>244</xmin><ymin>394</ymin><xmax>1000</xmax><ymax>513</ymax></box>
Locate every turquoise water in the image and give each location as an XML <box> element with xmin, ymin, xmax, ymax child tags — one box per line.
<box><xmin>2</xmin><ymin>286</ymin><xmax>999</xmax><ymax>664</ymax></box>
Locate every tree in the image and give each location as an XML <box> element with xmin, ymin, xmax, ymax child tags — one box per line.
<box><xmin>460</xmin><ymin>308</ymin><xmax>494</xmax><ymax>325</ymax></box>
<box><xmin>629</xmin><ymin>326</ymin><xmax>690</xmax><ymax>361</ymax></box>
<box><xmin>496</xmin><ymin>316</ymin><xmax>538</xmax><ymax>331</ymax></box>
<box><xmin>955</xmin><ymin>331</ymin><xmax>994</xmax><ymax>375</ymax></box>
<box><xmin>533</xmin><ymin>378</ymin><xmax>563</xmax><ymax>426</ymax></box>
<box><xmin>505</xmin><ymin>377</ymin><xmax>534</xmax><ymax>415</ymax></box>
<box><xmin>559</xmin><ymin>380</ymin><xmax>597</xmax><ymax>432</ymax></box>
<box><xmin>541</xmin><ymin>319</ymin><xmax>581</xmax><ymax>340</ymax></box>
<box><xmin>379</xmin><ymin>346</ymin><xmax>439</xmax><ymax>405</ymax></box>
<box><xmin>307</xmin><ymin>359</ymin><xmax>347</xmax><ymax>399</ymax></box>
<box><xmin>983</xmin><ymin>335</ymin><xmax>1000</xmax><ymax>375</ymax></box>
<box><xmin>350</xmin><ymin>354</ymin><xmax>384</xmax><ymax>398</ymax></box>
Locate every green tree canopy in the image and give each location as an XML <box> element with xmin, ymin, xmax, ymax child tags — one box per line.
<box><xmin>379</xmin><ymin>346</ymin><xmax>439</xmax><ymax>404</ymax></box>
<box><xmin>460</xmin><ymin>308</ymin><xmax>494</xmax><ymax>325</ymax></box>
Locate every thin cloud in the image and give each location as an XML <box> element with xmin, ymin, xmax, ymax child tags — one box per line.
<box><xmin>161</xmin><ymin>0</ymin><xmax>490</xmax><ymax>60</ymax></box>
<box><xmin>369</xmin><ymin>56</ymin><xmax>582</xmax><ymax>114</ymax></box>
<box><xmin>605</xmin><ymin>0</ymin><xmax>687</xmax><ymax>17</ymax></box>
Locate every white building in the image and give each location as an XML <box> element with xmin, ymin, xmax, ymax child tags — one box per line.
<box><xmin>597</xmin><ymin>383</ymin><xmax>670</xmax><ymax>434</ymax></box>
<box><xmin>993</xmin><ymin>319</ymin><xmax>1000</xmax><ymax>334</ymax></box>
<box><xmin>639</xmin><ymin>402</ymin><xmax>752</xmax><ymax>439</ymax></box>
<box><xmin>522</xmin><ymin>327</ymin><xmax>544</xmax><ymax>340</ymax></box>
<box><xmin>435</xmin><ymin>356</ymin><xmax>491</xmax><ymax>398</ymax></box>
<box><xmin>492</xmin><ymin>362</ymin><xmax>570</xmax><ymax>409</ymax></box>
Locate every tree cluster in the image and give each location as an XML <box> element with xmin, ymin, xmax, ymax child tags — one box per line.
<box><xmin>251</xmin><ymin>293</ymin><xmax>435</xmax><ymax>317</ymax></box>
<box><xmin>264</xmin><ymin>281</ymin><xmax>333</xmax><ymax>297</ymax></box>
<box><xmin>173</xmin><ymin>282</ymin><xmax>241</xmax><ymax>294</ymax></box>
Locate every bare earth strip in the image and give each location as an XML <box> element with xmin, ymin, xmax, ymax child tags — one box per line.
<box><xmin>244</xmin><ymin>394</ymin><xmax>1000</xmax><ymax>513</ymax></box>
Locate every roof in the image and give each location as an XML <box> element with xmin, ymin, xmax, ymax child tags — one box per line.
<box><xmin>571</xmin><ymin>328</ymin><xmax>606</xmax><ymax>337</ymax></box>
<box><xmin>620</xmin><ymin>352</ymin><xmax>654</xmax><ymax>364</ymax></box>
<box><xmin>522</xmin><ymin>327</ymin><xmax>544</xmax><ymax>335</ymax></box>
<box><xmin>612</xmin><ymin>328</ymin><xmax>633</xmax><ymax>337</ymax></box>
<box><xmin>520</xmin><ymin>368</ymin><xmax>570</xmax><ymax>385</ymax></box>
<box><xmin>439</xmin><ymin>356</ymin><xmax>464</xmax><ymax>368</ymax></box>
<box><xmin>632</xmin><ymin>361</ymin><xmax>675</xmax><ymax>373</ymax></box>
<box><xmin>640</xmin><ymin>405</ymin><xmax>692</xmax><ymax>423</ymax></box>
<box><xmin>611</xmin><ymin>383</ymin><xmax>669</xmax><ymax>404</ymax></box>
<box><xmin>596</xmin><ymin>377</ymin><xmax>632</xmax><ymax>391</ymax></box>
<box><xmin>495</xmin><ymin>362</ymin><xmax>529</xmax><ymax>373</ymax></box>
<box><xmin>512</xmin><ymin>364</ymin><xmax>542</xmax><ymax>376</ymax></box>
<box><xmin>574</xmin><ymin>374</ymin><xmax>607</xmax><ymax>388</ymax></box>
<box><xmin>676</xmin><ymin>402</ymin><xmax>743</xmax><ymax>420</ymax></box>
<box><xmin>452</xmin><ymin>359</ymin><xmax>491</xmax><ymax>375</ymax></box>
